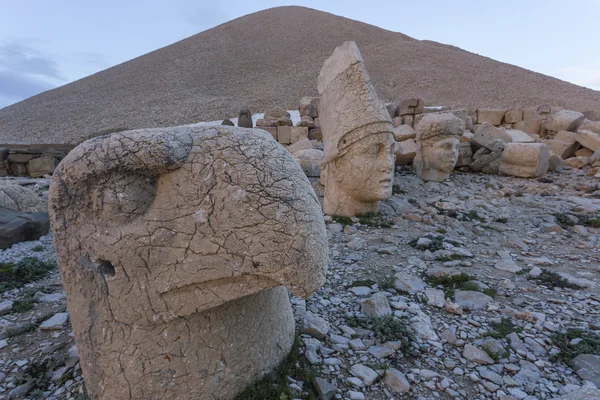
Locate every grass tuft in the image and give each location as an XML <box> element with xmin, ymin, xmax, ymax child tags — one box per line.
<box><xmin>0</xmin><ymin>257</ymin><xmax>56</xmax><ymax>293</ymax></box>
<box><xmin>527</xmin><ymin>270</ymin><xmax>583</xmax><ymax>290</ymax></box>
<box><xmin>487</xmin><ymin>317</ymin><xmax>521</xmax><ymax>339</ymax></box>
<box><xmin>551</xmin><ymin>329</ymin><xmax>600</xmax><ymax>365</ymax></box>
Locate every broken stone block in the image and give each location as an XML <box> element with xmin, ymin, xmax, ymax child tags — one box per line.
<box><xmin>277</xmin><ymin>125</ymin><xmax>292</xmax><ymax>145</ymax></box>
<box><xmin>299</xmin><ymin>97</ymin><xmax>319</xmax><ymax>118</ymax></box>
<box><xmin>548</xmin><ymin>154</ymin><xmax>562</xmax><ymax>171</ymax></box>
<box><xmin>48</xmin><ymin>125</ymin><xmax>328</xmax><ymax>400</ymax></box>
<box><xmin>360</xmin><ymin>292</ymin><xmax>392</xmax><ymax>318</ymax></box>
<box><xmin>28</xmin><ymin>156</ymin><xmax>59</xmax><ymax>178</ymax></box>
<box><xmin>575</xmin><ymin>148</ymin><xmax>593</xmax><ymax>158</ymax></box>
<box><xmin>579</xmin><ymin>119</ymin><xmax>600</xmax><ymax>134</ymax></box>
<box><xmin>456</xmin><ymin>142</ymin><xmax>473</xmax><ymax>167</ymax></box>
<box><xmin>392</xmin><ymin>116</ymin><xmax>402</xmax><ymax>127</ymax></box>
<box><xmin>386</xmin><ymin>103</ymin><xmax>398</xmax><ymax>119</ymax></box>
<box><xmin>264</xmin><ymin>109</ymin><xmax>293</xmax><ymax>126</ymax></box>
<box><xmin>288</xmin><ymin>138</ymin><xmax>313</xmax><ymax>155</ymax></box>
<box><xmin>576</xmin><ymin>129</ymin><xmax>600</xmax><ymax>152</ymax></box>
<box><xmin>469</xmin><ymin>140</ymin><xmax>505</xmax><ymax>173</ymax></box>
<box><xmin>221</xmin><ymin>119</ymin><xmax>235</xmax><ymax>126</ymax></box>
<box><xmin>500</xmin><ymin>143</ymin><xmax>550</xmax><ymax>178</ymax></box>
<box><xmin>262</xmin><ymin>127</ymin><xmax>277</xmax><ymax>140</ymax></box>
<box><xmin>394</xmin><ymin>139</ymin><xmax>417</xmax><ymax>166</ymax></box>
<box><xmin>238</xmin><ymin>107</ymin><xmax>253</xmax><ymax>128</ymax></box>
<box><xmin>0</xmin><ymin>206</ymin><xmax>50</xmax><ymax>249</ymax></box>
<box><xmin>563</xmin><ymin>156</ymin><xmax>589</xmax><ymax>169</ymax></box>
<box><xmin>546</xmin><ymin>130</ymin><xmax>579</xmax><ymax>159</ymax></box>
<box><xmin>504</xmin><ymin>109</ymin><xmax>523</xmax><ymax>124</ymax></box>
<box><xmin>398</xmin><ymin>98</ymin><xmax>424</xmax><ymax>116</ymax></box>
<box><xmin>10</xmin><ymin>163</ymin><xmax>28</xmax><ymax>176</ymax></box>
<box><xmin>477</xmin><ymin>109</ymin><xmax>506</xmax><ymax>125</ymax></box>
<box><xmin>402</xmin><ymin>114</ymin><xmax>414</xmax><ymax>127</ymax></box>
<box><xmin>297</xmin><ymin>116</ymin><xmax>315</xmax><ymax>128</ymax></box>
<box><xmin>545</xmin><ymin>109</ymin><xmax>584</xmax><ymax>132</ymax></box>
<box><xmin>503</xmin><ymin>129</ymin><xmax>535</xmax><ymax>143</ymax></box>
<box><xmin>474</xmin><ymin>123</ymin><xmax>511</xmax><ymax>147</ymax></box>
<box><xmin>291</xmin><ymin>126</ymin><xmax>309</xmax><ymax>143</ymax></box>
<box><xmin>513</xmin><ymin>118</ymin><xmax>542</xmax><ymax>136</ymax></box>
<box><xmin>293</xmin><ymin>149</ymin><xmax>324</xmax><ymax>177</ymax></box>
<box><xmin>392</xmin><ymin>124</ymin><xmax>416</xmax><ymax>142</ymax></box>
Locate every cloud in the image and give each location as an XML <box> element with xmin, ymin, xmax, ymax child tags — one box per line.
<box><xmin>0</xmin><ymin>41</ymin><xmax>66</xmax><ymax>107</ymax></box>
<box><xmin>0</xmin><ymin>42</ymin><xmax>64</xmax><ymax>81</ymax></box>
<box><xmin>0</xmin><ymin>70</ymin><xmax>54</xmax><ymax>99</ymax></box>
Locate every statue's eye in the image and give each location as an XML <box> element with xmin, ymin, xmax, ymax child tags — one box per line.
<box><xmin>92</xmin><ymin>176</ymin><xmax>157</xmax><ymax>223</ymax></box>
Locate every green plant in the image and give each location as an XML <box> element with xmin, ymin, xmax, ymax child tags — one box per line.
<box><xmin>493</xmin><ymin>217</ymin><xmax>508</xmax><ymax>223</ymax></box>
<box><xmin>348</xmin><ymin>279</ymin><xmax>376</xmax><ymax>288</ymax></box>
<box><xmin>379</xmin><ymin>276</ymin><xmax>395</xmax><ymax>290</ymax></box>
<box><xmin>459</xmin><ymin>281</ymin><xmax>480</xmax><ymax>292</ymax></box>
<box><xmin>466</xmin><ymin>210</ymin><xmax>485</xmax><ymax>222</ymax></box>
<box><xmin>483</xmin><ymin>288</ymin><xmax>497</xmax><ymax>298</ymax></box>
<box><xmin>514</xmin><ymin>190</ymin><xmax>524</xmax><ymax>197</ymax></box>
<box><xmin>392</xmin><ymin>185</ymin><xmax>406</xmax><ymax>195</ymax></box>
<box><xmin>12</xmin><ymin>299</ymin><xmax>36</xmax><ymax>313</ymax></box>
<box><xmin>0</xmin><ymin>257</ymin><xmax>56</xmax><ymax>293</ymax></box>
<box><xmin>484</xmin><ymin>346</ymin><xmax>510</xmax><ymax>362</ymax></box>
<box><xmin>578</xmin><ymin>213</ymin><xmax>600</xmax><ymax>228</ymax></box>
<box><xmin>487</xmin><ymin>317</ymin><xmax>521</xmax><ymax>339</ymax></box>
<box><xmin>356</xmin><ymin>212</ymin><xmax>393</xmax><ymax>228</ymax></box>
<box><xmin>436</xmin><ymin>254</ymin><xmax>465</xmax><ymax>262</ymax></box>
<box><xmin>31</xmin><ymin>245</ymin><xmax>45</xmax><ymax>252</ymax></box>
<box><xmin>551</xmin><ymin>329</ymin><xmax>600</xmax><ymax>364</ymax></box>
<box><xmin>436</xmin><ymin>228</ymin><xmax>447</xmax><ymax>234</ymax></box>
<box><xmin>235</xmin><ymin>336</ymin><xmax>318</xmax><ymax>400</ymax></box>
<box><xmin>427</xmin><ymin>273</ymin><xmax>474</xmax><ymax>298</ymax></box>
<box><xmin>554</xmin><ymin>213</ymin><xmax>575</xmax><ymax>229</ymax></box>
<box><xmin>527</xmin><ymin>270</ymin><xmax>583</xmax><ymax>290</ymax></box>
<box><xmin>408</xmin><ymin>198</ymin><xmax>417</xmax><ymax>204</ymax></box>
<box><xmin>331</xmin><ymin>215</ymin><xmax>353</xmax><ymax>226</ymax></box>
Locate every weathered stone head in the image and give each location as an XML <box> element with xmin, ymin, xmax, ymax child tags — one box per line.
<box><xmin>318</xmin><ymin>41</ymin><xmax>396</xmax><ymax>217</ymax></box>
<box><xmin>49</xmin><ymin>125</ymin><xmax>328</xmax><ymax>400</ymax></box>
<box><xmin>414</xmin><ymin>113</ymin><xmax>463</xmax><ymax>182</ymax></box>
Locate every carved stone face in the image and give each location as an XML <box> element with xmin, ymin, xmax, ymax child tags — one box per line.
<box><xmin>334</xmin><ymin>132</ymin><xmax>396</xmax><ymax>202</ymax></box>
<box><xmin>424</xmin><ymin>137</ymin><xmax>460</xmax><ymax>173</ymax></box>
<box><xmin>49</xmin><ymin>126</ymin><xmax>328</xmax><ymax>400</ymax></box>
<box><xmin>50</xmin><ymin>126</ymin><xmax>328</xmax><ymax>324</ymax></box>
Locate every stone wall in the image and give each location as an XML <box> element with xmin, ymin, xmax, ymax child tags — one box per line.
<box><xmin>0</xmin><ymin>144</ymin><xmax>75</xmax><ymax>178</ymax></box>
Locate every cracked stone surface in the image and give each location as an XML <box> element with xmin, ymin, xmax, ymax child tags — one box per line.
<box><xmin>47</xmin><ymin>125</ymin><xmax>328</xmax><ymax>400</ymax></box>
<box><xmin>318</xmin><ymin>41</ymin><xmax>395</xmax><ymax>217</ymax></box>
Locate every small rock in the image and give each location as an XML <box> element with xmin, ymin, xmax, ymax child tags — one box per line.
<box><xmin>312</xmin><ymin>377</ymin><xmax>337</xmax><ymax>400</ymax></box>
<box><xmin>302</xmin><ymin>316</ymin><xmax>330</xmax><ymax>339</ymax></box>
<box><xmin>384</xmin><ymin>368</ymin><xmax>411</xmax><ymax>393</ymax></box>
<box><xmin>361</xmin><ymin>292</ymin><xmax>392</xmax><ymax>318</ymax></box>
<box><xmin>39</xmin><ymin>312</ymin><xmax>69</xmax><ymax>331</ymax></box>
<box><xmin>350</xmin><ymin>364</ymin><xmax>379</xmax><ymax>386</ymax></box>
<box><xmin>463</xmin><ymin>344</ymin><xmax>494</xmax><ymax>365</ymax></box>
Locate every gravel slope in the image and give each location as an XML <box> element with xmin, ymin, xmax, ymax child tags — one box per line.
<box><xmin>1</xmin><ymin>6</ymin><xmax>599</xmax><ymax>144</ymax></box>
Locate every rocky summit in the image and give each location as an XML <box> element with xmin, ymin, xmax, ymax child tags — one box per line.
<box><xmin>1</xmin><ymin>162</ymin><xmax>600</xmax><ymax>399</ymax></box>
<box><xmin>1</xmin><ymin>6</ymin><xmax>599</xmax><ymax>144</ymax></box>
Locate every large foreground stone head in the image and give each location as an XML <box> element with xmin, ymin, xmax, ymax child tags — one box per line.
<box><xmin>49</xmin><ymin>125</ymin><xmax>328</xmax><ymax>399</ymax></box>
<box><xmin>414</xmin><ymin>113</ymin><xmax>463</xmax><ymax>182</ymax></box>
<box><xmin>317</xmin><ymin>41</ymin><xmax>396</xmax><ymax>216</ymax></box>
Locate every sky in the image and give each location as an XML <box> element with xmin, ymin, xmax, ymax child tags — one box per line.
<box><xmin>1</xmin><ymin>0</ymin><xmax>599</xmax><ymax>108</ymax></box>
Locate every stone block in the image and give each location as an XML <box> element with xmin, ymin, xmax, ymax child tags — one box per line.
<box><xmin>277</xmin><ymin>126</ymin><xmax>292</xmax><ymax>145</ymax></box>
<box><xmin>504</xmin><ymin>109</ymin><xmax>523</xmax><ymax>124</ymax></box>
<box><xmin>477</xmin><ymin>109</ymin><xmax>506</xmax><ymax>125</ymax></box>
<box><xmin>545</xmin><ymin>109</ymin><xmax>585</xmax><ymax>132</ymax></box>
<box><xmin>28</xmin><ymin>156</ymin><xmax>59</xmax><ymax>178</ymax></box>
<box><xmin>392</xmin><ymin>125</ymin><xmax>416</xmax><ymax>142</ymax></box>
<box><xmin>297</xmin><ymin>116</ymin><xmax>315</xmax><ymax>128</ymax></box>
<box><xmin>392</xmin><ymin>116</ymin><xmax>402</xmax><ymax>127</ymax></box>
<box><xmin>575</xmin><ymin>148</ymin><xmax>593</xmax><ymax>158</ymax></box>
<box><xmin>10</xmin><ymin>163</ymin><xmax>28</xmax><ymax>176</ymax></box>
<box><xmin>0</xmin><ymin>207</ymin><xmax>50</xmax><ymax>249</ymax></box>
<box><xmin>402</xmin><ymin>114</ymin><xmax>414</xmax><ymax>127</ymax></box>
<box><xmin>563</xmin><ymin>157</ymin><xmax>589</xmax><ymax>169</ymax></box>
<box><xmin>503</xmin><ymin>129</ymin><xmax>535</xmax><ymax>143</ymax></box>
<box><xmin>474</xmin><ymin>123</ymin><xmax>511</xmax><ymax>147</ymax></box>
<box><xmin>499</xmin><ymin>143</ymin><xmax>550</xmax><ymax>178</ymax></box>
<box><xmin>287</xmin><ymin>138</ymin><xmax>313</xmax><ymax>155</ymax></box>
<box><xmin>579</xmin><ymin>119</ymin><xmax>600</xmax><ymax>134</ymax></box>
<box><xmin>394</xmin><ymin>139</ymin><xmax>416</xmax><ymax>166</ymax></box>
<box><xmin>293</xmin><ymin>149</ymin><xmax>323</xmax><ymax>177</ymax></box>
<box><xmin>456</xmin><ymin>142</ymin><xmax>473</xmax><ymax>167</ymax></box>
<box><xmin>398</xmin><ymin>98</ymin><xmax>424</xmax><ymax>116</ymax></box>
<box><xmin>576</xmin><ymin>129</ymin><xmax>600</xmax><ymax>151</ymax></box>
<box><xmin>8</xmin><ymin>153</ymin><xmax>37</xmax><ymax>163</ymax></box>
<box><xmin>548</xmin><ymin>154</ymin><xmax>562</xmax><ymax>171</ymax></box>
<box><xmin>385</xmin><ymin>103</ymin><xmax>398</xmax><ymax>119</ymax></box>
<box><xmin>291</xmin><ymin>127</ymin><xmax>309</xmax><ymax>144</ymax></box>
<box><xmin>514</xmin><ymin>119</ymin><xmax>542</xmax><ymax>136</ymax></box>
<box><xmin>299</xmin><ymin>97</ymin><xmax>319</xmax><ymax>118</ymax></box>
<box><xmin>308</xmin><ymin>127</ymin><xmax>322</xmax><ymax>141</ymax></box>
<box><xmin>583</xmin><ymin>110</ymin><xmax>600</xmax><ymax>121</ymax></box>
<box><xmin>263</xmin><ymin>127</ymin><xmax>277</xmax><ymax>141</ymax></box>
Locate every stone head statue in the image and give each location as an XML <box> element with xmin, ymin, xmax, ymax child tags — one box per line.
<box><xmin>414</xmin><ymin>113</ymin><xmax>463</xmax><ymax>182</ymax></box>
<box><xmin>317</xmin><ymin>41</ymin><xmax>396</xmax><ymax>217</ymax></box>
<box><xmin>49</xmin><ymin>126</ymin><xmax>328</xmax><ymax>400</ymax></box>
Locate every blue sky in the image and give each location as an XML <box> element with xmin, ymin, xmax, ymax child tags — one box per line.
<box><xmin>1</xmin><ymin>0</ymin><xmax>599</xmax><ymax>108</ymax></box>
